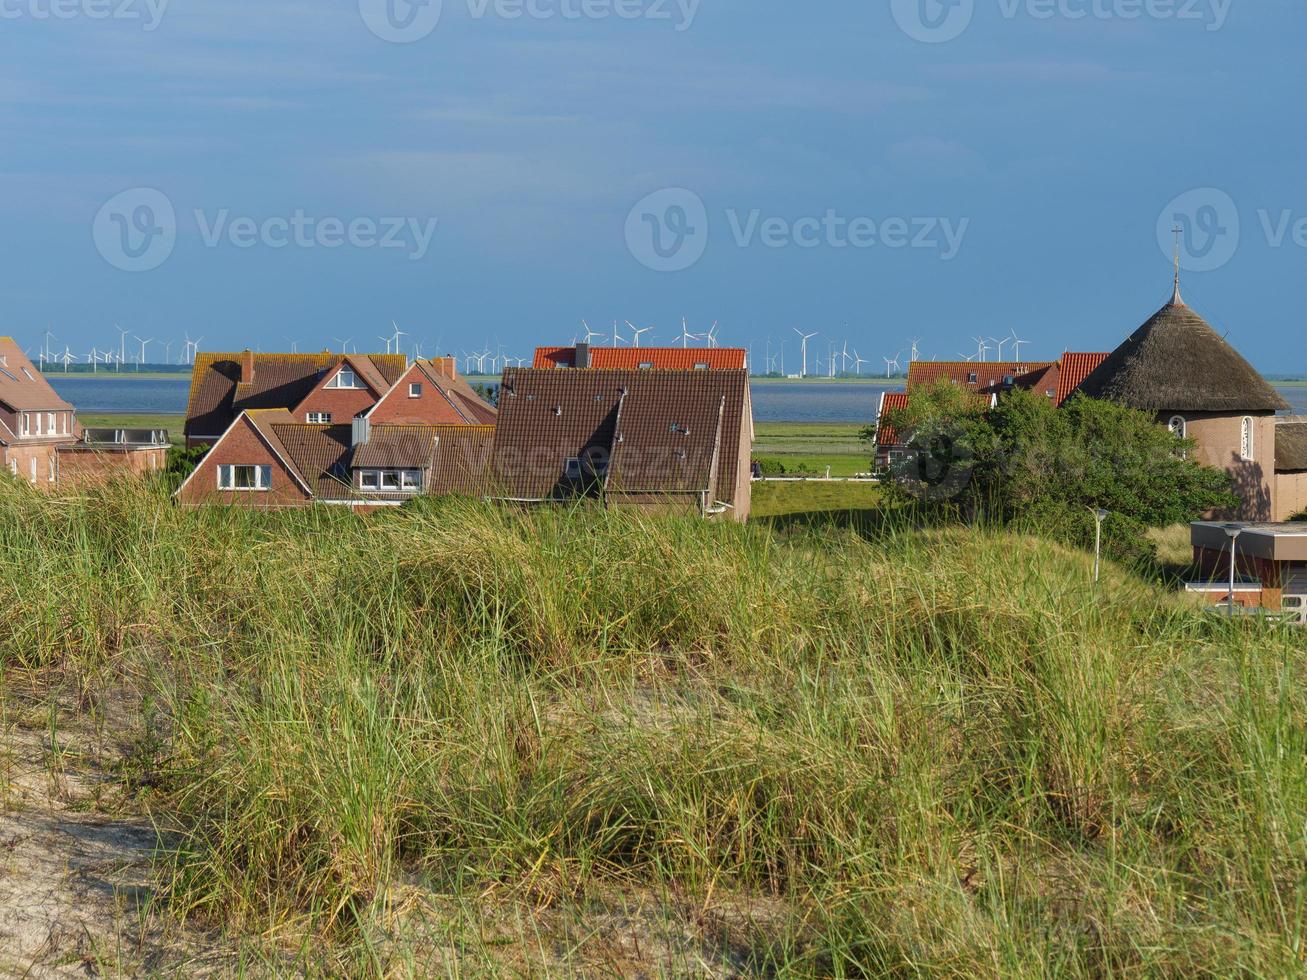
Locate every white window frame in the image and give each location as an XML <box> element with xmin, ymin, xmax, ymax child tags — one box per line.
<box><xmin>1241</xmin><ymin>417</ymin><xmax>1255</xmax><ymax>461</ymax></box>
<box><xmin>29</xmin><ymin>457</ymin><xmax>37</xmax><ymax>483</ymax></box>
<box><xmin>1168</xmin><ymin>416</ymin><xmax>1187</xmax><ymax>439</ymax></box>
<box><xmin>325</xmin><ymin>368</ymin><xmax>361</xmax><ymax>389</ymax></box>
<box><xmin>306</xmin><ymin>412</ymin><xmax>332</xmax><ymax>424</ymax></box>
<box><xmin>46</xmin><ymin>412</ymin><xmax>55</xmax><ymax>434</ymax></box>
<box><xmin>357</xmin><ymin>468</ymin><xmax>421</xmax><ymax>493</ymax></box>
<box><xmin>217</xmin><ymin>464</ymin><xmax>273</xmax><ymax>491</ymax></box>
<box><xmin>20</xmin><ymin>414</ymin><xmax>29</xmax><ymax>437</ymax></box>
<box><xmin>409</xmin><ymin>382</ymin><xmax>422</xmax><ymax>398</ymax></box>
<box><xmin>48</xmin><ymin>454</ymin><xmax>56</xmax><ymax>482</ymax></box>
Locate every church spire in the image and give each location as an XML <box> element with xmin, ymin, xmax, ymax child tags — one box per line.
<box><xmin>1171</xmin><ymin>224</ymin><xmax>1186</xmax><ymax>306</ymax></box>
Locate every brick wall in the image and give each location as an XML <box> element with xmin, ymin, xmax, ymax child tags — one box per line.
<box><xmin>58</xmin><ymin>447</ymin><xmax>167</xmax><ymax>485</ymax></box>
<box><xmin>369</xmin><ymin>366</ymin><xmax>468</xmax><ymax>425</ymax></box>
<box><xmin>177</xmin><ymin>416</ymin><xmax>312</xmax><ymax>507</ymax></box>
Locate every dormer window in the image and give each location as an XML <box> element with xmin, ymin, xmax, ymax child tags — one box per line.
<box><xmin>967</xmin><ymin>371</ymin><xmax>978</xmax><ymax>383</ymax></box>
<box><xmin>326</xmin><ymin>368</ymin><xmax>362</xmax><ymax>389</ymax></box>
<box><xmin>693</xmin><ymin>363</ymin><xmax>709</xmax><ymax>370</ymax></box>
<box><xmin>638</xmin><ymin>362</ymin><xmax>654</xmax><ymax>370</ymax></box>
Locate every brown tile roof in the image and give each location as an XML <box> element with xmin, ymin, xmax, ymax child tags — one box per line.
<box><xmin>490</xmin><ymin>368</ymin><xmax>748</xmax><ymax>507</ymax></box>
<box><xmin>184</xmin><ymin>351</ymin><xmax>408</xmax><ymax>439</ymax></box>
<box><xmin>352</xmin><ymin>424</ymin><xmax>439</xmax><ymax>470</ymax></box>
<box><xmin>607</xmin><ymin>389</ymin><xmax>726</xmax><ymax>494</ymax></box>
<box><xmin>533</xmin><ymin>346</ymin><xmax>747</xmax><ymax>370</ymax></box>
<box><xmin>1055</xmin><ymin>352</ymin><xmax>1110</xmax><ymax>405</ymax></box>
<box><xmin>429</xmin><ymin>425</ymin><xmax>495</xmax><ymax>495</ymax></box>
<box><xmin>417</xmin><ymin>361</ymin><xmax>498</xmax><ymax>423</ymax></box>
<box><xmin>0</xmin><ymin>338</ymin><xmax>74</xmax><ymax>414</ymax></box>
<box><xmin>266</xmin><ymin>420</ymin><xmax>354</xmax><ymax>500</ymax></box>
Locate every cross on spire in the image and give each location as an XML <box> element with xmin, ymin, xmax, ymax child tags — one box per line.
<box><xmin>1171</xmin><ymin>224</ymin><xmax>1185</xmax><ymax>306</ymax></box>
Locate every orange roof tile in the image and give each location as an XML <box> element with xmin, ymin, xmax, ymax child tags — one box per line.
<box><xmin>532</xmin><ymin>346</ymin><xmax>747</xmax><ymax>370</ymax></box>
<box><xmin>1054</xmin><ymin>352</ymin><xmax>1110</xmax><ymax>406</ymax></box>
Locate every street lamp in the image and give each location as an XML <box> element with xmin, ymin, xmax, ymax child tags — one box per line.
<box><xmin>1223</xmin><ymin>523</ymin><xmax>1244</xmax><ymax>618</ymax></box>
<box><xmin>1090</xmin><ymin>507</ymin><xmax>1109</xmax><ymax>584</ymax></box>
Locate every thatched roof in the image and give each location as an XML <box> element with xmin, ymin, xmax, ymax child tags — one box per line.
<box><xmin>1276</xmin><ymin>421</ymin><xmax>1307</xmax><ymax>472</ymax></box>
<box><xmin>1076</xmin><ymin>291</ymin><xmax>1288</xmax><ymax>413</ymax></box>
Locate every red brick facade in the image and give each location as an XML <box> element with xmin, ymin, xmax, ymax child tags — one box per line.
<box><xmin>176</xmin><ymin>416</ymin><xmax>311</xmax><ymax>508</ymax></box>
<box><xmin>367</xmin><ymin>362</ymin><xmax>468</xmax><ymax>425</ymax></box>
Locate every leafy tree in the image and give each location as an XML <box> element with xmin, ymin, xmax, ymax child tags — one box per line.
<box><xmin>870</xmin><ymin>382</ymin><xmax>1237</xmax><ymax>564</ymax></box>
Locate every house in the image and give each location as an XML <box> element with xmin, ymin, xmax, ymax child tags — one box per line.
<box><xmin>0</xmin><ymin>338</ymin><xmax>167</xmax><ymax>487</ymax></box>
<box><xmin>364</xmin><ymin>357</ymin><xmax>497</xmax><ymax>426</ymax></box>
<box><xmin>488</xmin><ymin>368</ymin><xmax>753</xmax><ymax>521</ymax></box>
<box><xmin>183</xmin><ymin>350</ymin><xmax>410</xmax><ymax>449</ymax></box>
<box><xmin>1074</xmin><ymin>282</ymin><xmax>1299</xmax><ymax>521</ymax></box>
<box><xmin>1187</xmin><ymin>521</ymin><xmax>1307</xmax><ymax>622</ymax></box>
<box><xmin>174</xmin><ymin>409</ymin><xmax>496</xmax><ymax>509</ymax></box>
<box><xmin>873</xmin><ymin>353</ymin><xmax>1109</xmax><ymax>468</ymax></box>
<box><xmin>532</xmin><ymin>344</ymin><xmax>747</xmax><ymax>371</ymax></box>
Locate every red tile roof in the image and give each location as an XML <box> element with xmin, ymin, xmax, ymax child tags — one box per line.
<box><xmin>875</xmin><ymin>391</ymin><xmax>909</xmax><ymax>448</ymax></box>
<box><xmin>1054</xmin><ymin>352</ymin><xmax>1110</xmax><ymax>406</ymax></box>
<box><xmin>533</xmin><ymin>346</ymin><xmax>747</xmax><ymax>370</ymax></box>
<box><xmin>907</xmin><ymin>361</ymin><xmax>1057</xmax><ymax>395</ymax></box>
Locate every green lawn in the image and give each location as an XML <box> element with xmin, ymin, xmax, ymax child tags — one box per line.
<box><xmin>753</xmin><ymin>421</ymin><xmax>872</xmax><ymax>477</ymax></box>
<box><xmin>752</xmin><ymin>479</ymin><xmax>882</xmax><ymax>518</ymax></box>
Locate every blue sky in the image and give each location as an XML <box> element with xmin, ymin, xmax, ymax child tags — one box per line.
<box><xmin>2</xmin><ymin>0</ymin><xmax>1304</xmax><ymax>370</ymax></box>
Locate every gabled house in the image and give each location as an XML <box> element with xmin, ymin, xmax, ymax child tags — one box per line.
<box><xmin>0</xmin><ymin>337</ymin><xmax>168</xmax><ymax>487</ymax></box>
<box><xmin>488</xmin><ymin>368</ymin><xmax>753</xmax><ymax>521</ymax></box>
<box><xmin>365</xmin><ymin>357</ymin><xmax>498</xmax><ymax>425</ymax></box>
<box><xmin>532</xmin><ymin>344</ymin><xmax>747</xmax><ymax>371</ymax></box>
<box><xmin>183</xmin><ymin>350</ymin><xmax>409</xmax><ymax>448</ymax></box>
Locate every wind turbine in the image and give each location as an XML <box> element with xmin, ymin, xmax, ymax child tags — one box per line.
<box><xmin>907</xmin><ymin>338</ymin><xmax>922</xmax><ymax>363</ymax></box>
<box><xmin>61</xmin><ymin>347</ymin><xmax>74</xmax><ymax>373</ymax></box>
<box><xmin>87</xmin><ymin>348</ymin><xmax>100</xmax><ymax>373</ymax></box>
<box><xmin>679</xmin><ymin>318</ymin><xmax>700</xmax><ymax>348</ymax></box>
<box><xmin>1009</xmin><ymin>330</ymin><xmax>1029</xmax><ymax>361</ymax></box>
<box><xmin>133</xmin><ymin>335</ymin><xmax>154</xmax><ymax>369</ymax></box>
<box><xmin>852</xmin><ymin>349</ymin><xmax>868</xmax><ymax>376</ymax></box>
<box><xmin>989</xmin><ymin>335</ymin><xmax>1008</xmax><ymax>361</ymax></box>
<box><xmin>41</xmin><ymin>327</ymin><xmax>56</xmax><ymax>368</ymax></box>
<box><xmin>332</xmin><ymin>337</ymin><xmax>353</xmax><ymax>354</ymax></box>
<box><xmin>625</xmin><ymin>321</ymin><xmax>654</xmax><ymax>347</ymax></box>
<box><xmin>705</xmin><ymin>322</ymin><xmax>720</xmax><ymax>349</ymax></box>
<box><xmin>581</xmin><ymin>320</ymin><xmax>604</xmax><ymax>346</ymax></box>
<box><xmin>284</xmin><ymin>336</ymin><xmax>299</xmax><ymax>354</ymax></box>
<box><xmin>793</xmin><ymin>328</ymin><xmax>817</xmax><ymax>378</ymax></box>
<box><xmin>611</xmin><ymin>321</ymin><xmax>625</xmax><ymax>347</ymax></box>
<box><xmin>389</xmin><ymin>321</ymin><xmax>408</xmax><ymax>357</ymax></box>
<box><xmin>957</xmin><ymin>351</ymin><xmax>977</xmax><ymax>363</ymax></box>
<box><xmin>972</xmin><ymin>336</ymin><xmax>990</xmax><ymax>363</ymax></box>
<box><xmin>377</xmin><ymin>335</ymin><xmax>393</xmax><ymax>355</ymax></box>
<box><xmin>115</xmin><ymin>324</ymin><xmax>130</xmax><ymax>368</ymax></box>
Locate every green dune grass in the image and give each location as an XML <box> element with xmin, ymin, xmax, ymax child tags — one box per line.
<box><xmin>2</xmin><ymin>479</ymin><xmax>1305</xmax><ymax>975</ymax></box>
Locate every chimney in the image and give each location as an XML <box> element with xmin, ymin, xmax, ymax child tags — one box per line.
<box><xmin>574</xmin><ymin>343</ymin><xmax>590</xmax><ymax>369</ymax></box>
<box><xmin>431</xmin><ymin>356</ymin><xmax>456</xmax><ymax>377</ymax></box>
<box><xmin>240</xmin><ymin>349</ymin><xmax>255</xmax><ymax>384</ymax></box>
<box><xmin>352</xmin><ymin>416</ymin><xmax>371</xmax><ymax>448</ymax></box>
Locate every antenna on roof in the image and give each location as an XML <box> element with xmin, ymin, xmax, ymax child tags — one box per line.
<box><xmin>1171</xmin><ymin>224</ymin><xmax>1185</xmax><ymax>306</ymax></box>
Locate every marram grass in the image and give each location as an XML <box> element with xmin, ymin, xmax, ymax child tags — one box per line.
<box><xmin>2</xmin><ymin>477</ymin><xmax>1306</xmax><ymax>976</ymax></box>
